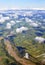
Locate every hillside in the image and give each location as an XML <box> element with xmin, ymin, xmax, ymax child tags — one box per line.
<box><xmin>0</xmin><ymin>37</ymin><xmax>37</xmax><ymax>65</ymax></box>
<box><xmin>0</xmin><ymin>10</ymin><xmax>45</xmax><ymax>65</ymax></box>
<box><xmin>0</xmin><ymin>37</ymin><xmax>22</xmax><ymax>65</ymax></box>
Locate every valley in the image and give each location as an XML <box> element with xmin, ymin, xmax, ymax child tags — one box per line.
<box><xmin>0</xmin><ymin>9</ymin><xmax>45</xmax><ymax>65</ymax></box>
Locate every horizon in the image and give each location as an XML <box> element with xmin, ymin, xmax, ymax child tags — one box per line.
<box><xmin>0</xmin><ymin>0</ymin><xmax>45</xmax><ymax>10</ymax></box>
<box><xmin>0</xmin><ymin>8</ymin><xmax>45</xmax><ymax>10</ymax></box>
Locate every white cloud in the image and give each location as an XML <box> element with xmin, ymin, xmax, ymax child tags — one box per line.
<box><xmin>41</xmin><ymin>26</ymin><xmax>45</xmax><ymax>29</ymax></box>
<box><xmin>38</xmin><ymin>22</ymin><xmax>42</xmax><ymax>25</ymax></box>
<box><xmin>0</xmin><ymin>16</ymin><xmax>10</xmax><ymax>23</ymax></box>
<box><xmin>22</xmin><ymin>11</ymin><xmax>33</xmax><ymax>17</ymax></box>
<box><xmin>31</xmin><ymin>8</ymin><xmax>45</xmax><ymax>10</ymax></box>
<box><xmin>25</xmin><ymin>18</ymin><xmax>33</xmax><ymax>23</ymax></box>
<box><xmin>16</xmin><ymin>28</ymin><xmax>22</xmax><ymax>33</ymax></box>
<box><xmin>37</xmin><ymin>14</ymin><xmax>41</xmax><ymax>17</ymax></box>
<box><xmin>10</xmin><ymin>20</ymin><xmax>16</xmax><ymax>25</ymax></box>
<box><xmin>21</xmin><ymin>26</ymin><xmax>28</xmax><ymax>31</ymax></box>
<box><xmin>16</xmin><ymin>26</ymin><xmax>28</xmax><ymax>33</ymax></box>
<box><xmin>0</xmin><ymin>18</ymin><xmax>5</xmax><ymax>23</ymax></box>
<box><xmin>25</xmin><ymin>11</ymin><xmax>33</xmax><ymax>16</ymax></box>
<box><xmin>9</xmin><ymin>13</ymin><xmax>18</xmax><ymax>19</ymax></box>
<box><xmin>35</xmin><ymin>36</ymin><xmax>45</xmax><ymax>43</ymax></box>
<box><xmin>0</xmin><ymin>14</ymin><xmax>3</xmax><ymax>18</ymax></box>
<box><xmin>30</xmin><ymin>22</ymin><xmax>38</xmax><ymax>27</ymax></box>
<box><xmin>6</xmin><ymin>23</ymin><xmax>11</xmax><ymax>29</ymax></box>
<box><xmin>43</xmin><ymin>19</ymin><xmax>45</xmax><ymax>22</ymax></box>
<box><xmin>4</xmin><ymin>17</ymin><xmax>10</xmax><ymax>20</ymax></box>
<box><xmin>25</xmin><ymin>18</ymin><xmax>38</xmax><ymax>27</ymax></box>
<box><xmin>0</xmin><ymin>7</ymin><xmax>45</xmax><ymax>10</ymax></box>
<box><xmin>14</xmin><ymin>14</ymin><xmax>18</xmax><ymax>19</ymax></box>
<box><xmin>16</xmin><ymin>20</ymin><xmax>22</xmax><ymax>23</ymax></box>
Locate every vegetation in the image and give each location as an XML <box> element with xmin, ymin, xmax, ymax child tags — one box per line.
<box><xmin>14</xmin><ymin>32</ymin><xmax>45</xmax><ymax>63</ymax></box>
<box><xmin>0</xmin><ymin>38</ymin><xmax>22</xmax><ymax>65</ymax></box>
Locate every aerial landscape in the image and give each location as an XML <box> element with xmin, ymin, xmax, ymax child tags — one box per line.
<box><xmin>0</xmin><ymin>0</ymin><xmax>45</xmax><ymax>65</ymax></box>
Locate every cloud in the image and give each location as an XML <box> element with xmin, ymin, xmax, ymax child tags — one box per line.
<box><xmin>21</xmin><ymin>26</ymin><xmax>28</xmax><ymax>31</ymax></box>
<box><xmin>25</xmin><ymin>18</ymin><xmax>33</xmax><ymax>23</ymax></box>
<box><xmin>34</xmin><ymin>36</ymin><xmax>45</xmax><ymax>43</ymax></box>
<box><xmin>43</xmin><ymin>19</ymin><xmax>45</xmax><ymax>22</ymax></box>
<box><xmin>0</xmin><ymin>16</ymin><xmax>10</xmax><ymax>23</ymax></box>
<box><xmin>25</xmin><ymin>18</ymin><xmax>38</xmax><ymax>27</ymax></box>
<box><xmin>38</xmin><ymin>22</ymin><xmax>42</xmax><ymax>25</ymax></box>
<box><xmin>41</xmin><ymin>26</ymin><xmax>45</xmax><ymax>29</ymax></box>
<box><xmin>14</xmin><ymin>14</ymin><xmax>18</xmax><ymax>19</ymax></box>
<box><xmin>0</xmin><ymin>18</ymin><xmax>5</xmax><ymax>23</ymax></box>
<box><xmin>25</xmin><ymin>11</ymin><xmax>33</xmax><ymax>16</ymax></box>
<box><xmin>30</xmin><ymin>22</ymin><xmax>38</xmax><ymax>27</ymax></box>
<box><xmin>16</xmin><ymin>26</ymin><xmax>28</xmax><ymax>33</ymax></box>
<box><xmin>16</xmin><ymin>20</ymin><xmax>22</xmax><ymax>23</ymax></box>
<box><xmin>0</xmin><ymin>14</ymin><xmax>3</xmax><ymax>18</ymax></box>
<box><xmin>10</xmin><ymin>20</ymin><xmax>16</xmax><ymax>25</ymax></box>
<box><xmin>9</xmin><ymin>13</ymin><xmax>18</xmax><ymax>19</ymax></box>
<box><xmin>21</xmin><ymin>11</ymin><xmax>33</xmax><ymax>17</ymax></box>
<box><xmin>6</xmin><ymin>23</ymin><xmax>11</xmax><ymax>29</ymax></box>
<box><xmin>4</xmin><ymin>17</ymin><xmax>10</xmax><ymax>20</ymax></box>
<box><xmin>31</xmin><ymin>8</ymin><xmax>45</xmax><ymax>10</ymax></box>
<box><xmin>16</xmin><ymin>28</ymin><xmax>22</xmax><ymax>33</ymax></box>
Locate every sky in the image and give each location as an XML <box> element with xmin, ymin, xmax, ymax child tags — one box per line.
<box><xmin>0</xmin><ymin>0</ymin><xmax>45</xmax><ymax>10</ymax></box>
